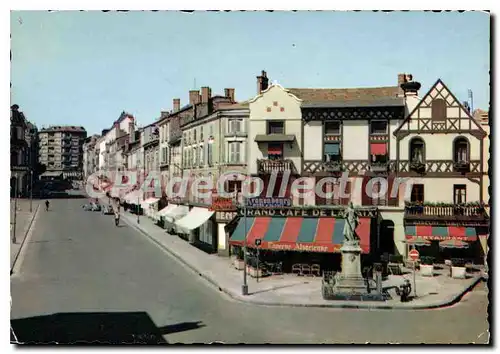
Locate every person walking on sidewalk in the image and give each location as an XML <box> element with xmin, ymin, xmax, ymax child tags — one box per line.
<box><xmin>114</xmin><ymin>208</ymin><xmax>120</xmax><ymax>227</ymax></box>
<box><xmin>45</xmin><ymin>200</ymin><xmax>50</xmax><ymax>211</ymax></box>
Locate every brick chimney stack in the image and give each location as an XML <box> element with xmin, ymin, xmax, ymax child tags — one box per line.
<box><xmin>173</xmin><ymin>98</ymin><xmax>180</xmax><ymax>112</ymax></box>
<box><xmin>189</xmin><ymin>90</ymin><xmax>200</xmax><ymax>105</ymax></box>
<box><xmin>257</xmin><ymin>70</ymin><xmax>269</xmax><ymax>94</ymax></box>
<box><xmin>397</xmin><ymin>73</ymin><xmax>406</xmax><ymax>97</ymax></box>
<box><xmin>201</xmin><ymin>87</ymin><xmax>212</xmax><ymax>103</ymax></box>
<box><xmin>129</xmin><ymin>121</ymin><xmax>135</xmax><ymax>143</ymax></box>
<box><xmin>224</xmin><ymin>88</ymin><xmax>235</xmax><ymax>102</ymax></box>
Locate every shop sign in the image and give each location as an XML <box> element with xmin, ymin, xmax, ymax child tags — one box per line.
<box><xmin>209</xmin><ymin>197</ymin><xmax>236</xmax><ymax>211</ymax></box>
<box><xmin>239</xmin><ymin>208</ymin><xmax>344</xmax><ymax>218</ymax></box>
<box><xmin>246</xmin><ymin>197</ymin><xmax>292</xmax><ymax>208</ymax></box>
<box><xmin>216</xmin><ymin>211</ymin><xmax>238</xmax><ymax>222</ymax></box>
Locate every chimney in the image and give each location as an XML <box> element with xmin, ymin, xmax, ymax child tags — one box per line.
<box><xmin>397</xmin><ymin>73</ymin><xmax>406</xmax><ymax>97</ymax></box>
<box><xmin>201</xmin><ymin>87</ymin><xmax>212</xmax><ymax>103</ymax></box>
<box><xmin>173</xmin><ymin>98</ymin><xmax>180</xmax><ymax>112</ymax></box>
<box><xmin>224</xmin><ymin>88</ymin><xmax>235</xmax><ymax>102</ymax></box>
<box><xmin>257</xmin><ymin>70</ymin><xmax>269</xmax><ymax>94</ymax></box>
<box><xmin>129</xmin><ymin>121</ymin><xmax>135</xmax><ymax>143</ymax></box>
<box><xmin>189</xmin><ymin>90</ymin><xmax>200</xmax><ymax>105</ymax></box>
<box><xmin>399</xmin><ymin>74</ymin><xmax>421</xmax><ymax>97</ymax></box>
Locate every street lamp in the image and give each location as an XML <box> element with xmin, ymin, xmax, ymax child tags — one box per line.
<box><xmin>29</xmin><ymin>169</ymin><xmax>33</xmax><ymax>212</ymax></box>
<box><xmin>242</xmin><ymin>195</ymin><xmax>248</xmax><ymax>296</ymax></box>
<box><xmin>12</xmin><ymin>174</ymin><xmax>18</xmax><ymax>244</ymax></box>
<box><xmin>137</xmin><ymin>162</ymin><xmax>141</xmax><ymax>224</ymax></box>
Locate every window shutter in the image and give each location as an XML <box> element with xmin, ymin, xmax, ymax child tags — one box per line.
<box><xmin>431</xmin><ymin>99</ymin><xmax>446</xmax><ymax>121</ymax></box>
<box><xmin>361</xmin><ymin>176</ymin><xmax>372</xmax><ymax>206</ymax></box>
<box><xmin>388</xmin><ymin>175</ymin><xmax>398</xmax><ymax>206</ymax></box>
<box><xmin>236</xmin><ymin>142</ymin><xmax>241</xmax><ymax>162</ymax></box>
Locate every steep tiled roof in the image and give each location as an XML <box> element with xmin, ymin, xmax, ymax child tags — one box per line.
<box><xmin>288</xmin><ymin>86</ymin><xmax>399</xmax><ymax>103</ymax></box>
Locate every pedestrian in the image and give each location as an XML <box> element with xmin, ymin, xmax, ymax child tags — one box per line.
<box><xmin>45</xmin><ymin>200</ymin><xmax>50</xmax><ymax>211</ymax></box>
<box><xmin>114</xmin><ymin>209</ymin><xmax>120</xmax><ymax>227</ymax></box>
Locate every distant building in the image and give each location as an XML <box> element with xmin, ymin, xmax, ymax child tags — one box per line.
<box><xmin>38</xmin><ymin>125</ymin><xmax>87</xmax><ymax>180</ymax></box>
<box><xmin>10</xmin><ymin>104</ymin><xmax>37</xmax><ymax>196</ymax></box>
<box><xmin>83</xmin><ymin>134</ymin><xmax>101</xmax><ymax>180</ymax></box>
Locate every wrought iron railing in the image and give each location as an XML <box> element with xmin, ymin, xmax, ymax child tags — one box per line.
<box><xmin>257</xmin><ymin>159</ymin><xmax>297</xmax><ymax>175</ymax></box>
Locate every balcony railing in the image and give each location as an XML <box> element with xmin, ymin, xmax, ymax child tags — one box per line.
<box><xmin>257</xmin><ymin>159</ymin><xmax>297</xmax><ymax>175</ymax></box>
<box><xmin>404</xmin><ymin>203</ymin><xmax>487</xmax><ymax>220</ymax></box>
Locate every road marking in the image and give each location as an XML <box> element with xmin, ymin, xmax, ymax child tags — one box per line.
<box><xmin>11</xmin><ymin>205</ymin><xmax>41</xmax><ymax>276</ymax></box>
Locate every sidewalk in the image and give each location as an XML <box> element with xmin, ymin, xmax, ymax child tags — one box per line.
<box><xmin>10</xmin><ymin>199</ymin><xmax>40</xmax><ymax>271</ymax></box>
<box><xmin>120</xmin><ymin>207</ymin><xmax>484</xmax><ymax>310</ymax></box>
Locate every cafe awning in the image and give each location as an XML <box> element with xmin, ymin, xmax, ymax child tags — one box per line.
<box><xmin>175</xmin><ymin>207</ymin><xmax>214</xmax><ymax>232</ymax></box>
<box><xmin>141</xmin><ymin>197</ymin><xmax>159</xmax><ymax>209</ymax></box>
<box><xmin>163</xmin><ymin>205</ymin><xmax>189</xmax><ymax>223</ymax></box>
<box><xmin>125</xmin><ymin>190</ymin><xmax>144</xmax><ymax>204</ymax></box>
<box><xmin>158</xmin><ymin>204</ymin><xmax>177</xmax><ymax>217</ymax></box>
<box><xmin>229</xmin><ymin>217</ymin><xmax>371</xmax><ymax>253</ymax></box>
<box><xmin>405</xmin><ymin>225</ymin><xmax>477</xmax><ymax>241</ymax></box>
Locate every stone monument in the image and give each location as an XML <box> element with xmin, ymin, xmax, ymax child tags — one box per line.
<box><xmin>322</xmin><ymin>202</ymin><xmax>386</xmax><ymax>301</ymax></box>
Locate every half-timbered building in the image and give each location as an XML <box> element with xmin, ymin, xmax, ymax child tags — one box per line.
<box><xmin>393</xmin><ymin>79</ymin><xmax>489</xmax><ymax>263</ymax></box>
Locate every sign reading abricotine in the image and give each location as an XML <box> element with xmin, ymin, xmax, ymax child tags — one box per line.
<box><xmin>246</xmin><ymin>197</ymin><xmax>292</xmax><ymax>208</ymax></box>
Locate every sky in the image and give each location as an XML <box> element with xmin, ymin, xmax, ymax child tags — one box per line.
<box><xmin>10</xmin><ymin>11</ymin><xmax>490</xmax><ymax>135</ymax></box>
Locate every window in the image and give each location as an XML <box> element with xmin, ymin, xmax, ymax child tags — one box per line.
<box><xmin>411</xmin><ymin>184</ymin><xmax>424</xmax><ymax>203</ymax></box>
<box><xmin>370</xmin><ymin>121</ymin><xmax>388</xmax><ymax>135</ymax></box>
<box><xmin>268</xmin><ymin>121</ymin><xmax>284</xmax><ymax>134</ymax></box>
<box><xmin>410</xmin><ymin>138</ymin><xmax>425</xmax><ymax>163</ymax></box>
<box><xmin>193</xmin><ymin>129</ymin><xmax>197</xmax><ymax>142</ymax></box>
<box><xmin>454</xmin><ymin>137</ymin><xmax>469</xmax><ymax>162</ymax></box>
<box><xmin>268</xmin><ymin>143</ymin><xmax>283</xmax><ymax>160</ymax></box>
<box><xmin>201</xmin><ymin>144</ymin><xmax>206</xmax><ymax>165</ymax></box>
<box><xmin>198</xmin><ymin>145</ymin><xmax>203</xmax><ymax>165</ymax></box>
<box><xmin>229</xmin><ymin>142</ymin><xmax>241</xmax><ymax>163</ymax></box>
<box><xmin>229</xmin><ymin>119</ymin><xmax>242</xmax><ymax>133</ymax></box>
<box><xmin>431</xmin><ymin>99</ymin><xmax>446</xmax><ymax>121</ymax></box>
<box><xmin>324</xmin><ymin>143</ymin><xmax>341</xmax><ymax>162</ymax></box>
<box><xmin>200</xmin><ymin>126</ymin><xmax>204</xmax><ymax>141</ymax></box>
<box><xmin>193</xmin><ymin>147</ymin><xmax>197</xmax><ymax>165</ymax></box>
<box><xmin>209</xmin><ymin>124</ymin><xmax>213</xmax><ymax>137</ymax></box>
<box><xmin>325</xmin><ymin>121</ymin><xmax>341</xmax><ymax>135</ymax></box>
<box><xmin>208</xmin><ymin>143</ymin><xmax>213</xmax><ymax>166</ymax></box>
<box><xmin>454</xmin><ymin>185</ymin><xmax>466</xmax><ymax>204</ymax></box>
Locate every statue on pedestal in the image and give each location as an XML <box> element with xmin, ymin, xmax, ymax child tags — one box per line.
<box><xmin>342</xmin><ymin>202</ymin><xmax>360</xmax><ymax>243</ymax></box>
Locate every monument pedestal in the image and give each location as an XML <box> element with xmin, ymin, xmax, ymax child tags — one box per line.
<box><xmin>324</xmin><ymin>241</ymin><xmax>386</xmax><ymax>301</ymax></box>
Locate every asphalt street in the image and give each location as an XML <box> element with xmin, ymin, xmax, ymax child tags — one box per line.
<box><xmin>11</xmin><ymin>198</ymin><xmax>490</xmax><ymax>344</ymax></box>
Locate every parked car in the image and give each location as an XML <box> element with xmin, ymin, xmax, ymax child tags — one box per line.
<box><xmin>101</xmin><ymin>205</ymin><xmax>114</xmax><ymax>215</ymax></box>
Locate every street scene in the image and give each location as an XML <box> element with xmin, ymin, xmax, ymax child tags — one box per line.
<box><xmin>10</xmin><ymin>10</ymin><xmax>490</xmax><ymax>345</ymax></box>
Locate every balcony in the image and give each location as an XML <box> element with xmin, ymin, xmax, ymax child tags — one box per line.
<box><xmin>257</xmin><ymin>159</ymin><xmax>297</xmax><ymax>175</ymax></box>
<box><xmin>404</xmin><ymin>202</ymin><xmax>488</xmax><ymax>222</ymax></box>
<box><xmin>370</xmin><ymin>154</ymin><xmax>389</xmax><ymax>172</ymax></box>
<box><xmin>453</xmin><ymin>160</ymin><xmax>470</xmax><ymax>173</ymax></box>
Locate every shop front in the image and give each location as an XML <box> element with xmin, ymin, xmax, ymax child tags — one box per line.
<box><xmin>404</xmin><ymin>224</ymin><xmax>487</xmax><ymax>265</ymax></box>
<box><xmin>175</xmin><ymin>207</ymin><xmax>216</xmax><ymax>251</ymax></box>
<box><xmin>228</xmin><ymin>206</ymin><xmax>376</xmax><ymax>274</ymax></box>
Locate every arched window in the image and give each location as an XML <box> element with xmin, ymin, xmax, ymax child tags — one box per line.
<box><xmin>454</xmin><ymin>137</ymin><xmax>469</xmax><ymax>163</ymax></box>
<box><xmin>409</xmin><ymin>137</ymin><xmax>425</xmax><ymax>163</ymax></box>
<box><xmin>431</xmin><ymin>98</ymin><xmax>446</xmax><ymax>121</ymax></box>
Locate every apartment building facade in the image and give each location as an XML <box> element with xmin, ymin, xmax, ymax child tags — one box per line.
<box><xmin>38</xmin><ymin>125</ymin><xmax>87</xmax><ymax>180</ymax></box>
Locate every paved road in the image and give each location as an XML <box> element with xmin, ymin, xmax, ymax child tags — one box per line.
<box><xmin>11</xmin><ymin>199</ymin><xmax>490</xmax><ymax>344</ymax></box>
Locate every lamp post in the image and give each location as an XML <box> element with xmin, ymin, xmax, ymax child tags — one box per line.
<box><xmin>242</xmin><ymin>195</ymin><xmax>248</xmax><ymax>296</ymax></box>
<box><xmin>29</xmin><ymin>169</ymin><xmax>33</xmax><ymax>212</ymax></box>
<box><xmin>137</xmin><ymin>163</ymin><xmax>141</xmax><ymax>224</ymax></box>
<box><xmin>12</xmin><ymin>174</ymin><xmax>18</xmax><ymax>244</ymax></box>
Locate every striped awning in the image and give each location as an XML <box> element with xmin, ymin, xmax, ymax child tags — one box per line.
<box><xmin>229</xmin><ymin>217</ymin><xmax>371</xmax><ymax>253</ymax></box>
<box><xmin>405</xmin><ymin>225</ymin><xmax>477</xmax><ymax>241</ymax></box>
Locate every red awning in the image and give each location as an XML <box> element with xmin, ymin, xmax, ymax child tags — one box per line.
<box><xmin>230</xmin><ymin>216</ymin><xmax>371</xmax><ymax>253</ymax></box>
<box><xmin>268</xmin><ymin>143</ymin><xmax>283</xmax><ymax>155</ymax></box>
<box><xmin>370</xmin><ymin>143</ymin><xmax>387</xmax><ymax>155</ymax></box>
<box><xmin>405</xmin><ymin>225</ymin><xmax>477</xmax><ymax>241</ymax></box>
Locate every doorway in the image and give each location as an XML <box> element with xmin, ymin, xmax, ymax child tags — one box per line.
<box><xmin>379</xmin><ymin>220</ymin><xmax>396</xmax><ymax>255</ymax></box>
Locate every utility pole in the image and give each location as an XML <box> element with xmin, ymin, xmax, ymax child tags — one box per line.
<box><xmin>242</xmin><ymin>195</ymin><xmax>248</xmax><ymax>296</ymax></box>
<box><xmin>12</xmin><ymin>176</ymin><xmax>18</xmax><ymax>244</ymax></box>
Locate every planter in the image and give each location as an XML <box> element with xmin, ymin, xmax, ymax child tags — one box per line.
<box><xmin>248</xmin><ymin>266</ymin><xmax>264</xmax><ymax>278</ymax></box>
<box><xmin>451</xmin><ymin>266</ymin><xmax>466</xmax><ymax>279</ymax></box>
<box><xmin>234</xmin><ymin>259</ymin><xmax>245</xmax><ymax>270</ymax></box>
<box><xmin>420</xmin><ymin>264</ymin><xmax>434</xmax><ymax>277</ymax></box>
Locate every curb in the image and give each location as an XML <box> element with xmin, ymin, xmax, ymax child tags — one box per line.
<box><xmin>11</xmin><ymin>204</ymin><xmax>40</xmax><ymax>275</ymax></box>
<box><xmin>123</xmin><ymin>215</ymin><xmax>485</xmax><ymax>310</ymax></box>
